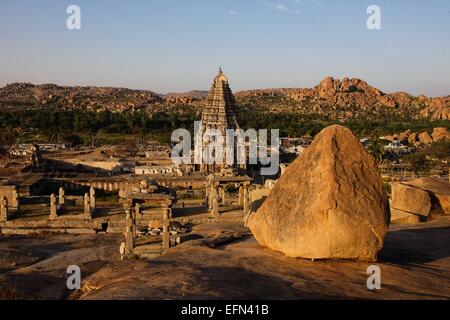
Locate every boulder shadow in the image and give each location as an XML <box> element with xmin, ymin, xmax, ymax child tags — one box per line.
<box><xmin>379</xmin><ymin>226</ymin><xmax>450</xmax><ymax>266</ymax></box>
<box><xmin>192</xmin><ymin>266</ymin><xmax>342</xmax><ymax>300</ymax></box>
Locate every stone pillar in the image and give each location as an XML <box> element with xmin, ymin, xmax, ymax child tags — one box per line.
<box><xmin>89</xmin><ymin>187</ymin><xmax>96</xmax><ymax>209</ymax></box>
<box><xmin>238</xmin><ymin>186</ymin><xmax>244</xmax><ymax>207</ymax></box>
<box><xmin>162</xmin><ymin>208</ymin><xmax>170</xmax><ymax>251</ymax></box>
<box><xmin>130</xmin><ymin>205</ymin><xmax>137</xmax><ymax>238</ymax></box>
<box><xmin>220</xmin><ymin>186</ymin><xmax>226</xmax><ymax>205</ymax></box>
<box><xmin>135</xmin><ymin>202</ymin><xmax>141</xmax><ymax>217</ymax></box>
<box><xmin>50</xmin><ymin>194</ymin><xmax>58</xmax><ymax>219</ymax></box>
<box><xmin>84</xmin><ymin>193</ymin><xmax>92</xmax><ymax>219</ymax></box>
<box><xmin>124</xmin><ymin>209</ymin><xmax>134</xmax><ymax>257</ymax></box>
<box><xmin>205</xmin><ymin>185</ymin><xmax>209</xmax><ymax>208</ymax></box>
<box><xmin>12</xmin><ymin>190</ymin><xmax>19</xmax><ymax>211</ymax></box>
<box><xmin>208</xmin><ymin>185</ymin><xmax>213</xmax><ymax>210</ymax></box>
<box><xmin>108</xmin><ymin>183</ymin><xmax>113</xmax><ymax>192</ymax></box>
<box><xmin>58</xmin><ymin>187</ymin><xmax>65</xmax><ymax>205</ymax></box>
<box><xmin>243</xmin><ymin>185</ymin><xmax>250</xmax><ymax>214</ymax></box>
<box><xmin>0</xmin><ymin>197</ymin><xmax>8</xmax><ymax>222</ymax></box>
<box><xmin>210</xmin><ymin>185</ymin><xmax>219</xmax><ymax>218</ymax></box>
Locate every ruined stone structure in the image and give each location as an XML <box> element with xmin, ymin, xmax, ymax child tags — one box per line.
<box><xmin>120</xmin><ymin>179</ymin><xmax>174</xmax><ymax>220</ymax></box>
<box><xmin>0</xmin><ymin>197</ymin><xmax>8</xmax><ymax>222</ymax></box>
<box><xmin>84</xmin><ymin>193</ymin><xmax>92</xmax><ymax>219</ymax></box>
<box><xmin>124</xmin><ymin>209</ymin><xmax>135</xmax><ymax>258</ymax></box>
<box><xmin>58</xmin><ymin>187</ymin><xmax>65</xmax><ymax>205</ymax></box>
<box><xmin>49</xmin><ymin>193</ymin><xmax>58</xmax><ymax>219</ymax></box>
<box><xmin>206</xmin><ymin>173</ymin><xmax>252</xmax><ymax>218</ymax></box>
<box><xmin>89</xmin><ymin>186</ymin><xmax>96</xmax><ymax>209</ymax></box>
<box><xmin>0</xmin><ymin>185</ymin><xmax>20</xmax><ymax>211</ymax></box>
<box><xmin>196</xmin><ymin>68</ymin><xmax>242</xmax><ymax>173</ymax></box>
<box><xmin>162</xmin><ymin>208</ymin><xmax>170</xmax><ymax>251</ymax></box>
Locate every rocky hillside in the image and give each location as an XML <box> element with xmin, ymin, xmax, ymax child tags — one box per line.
<box><xmin>236</xmin><ymin>77</ymin><xmax>450</xmax><ymax>120</ymax></box>
<box><xmin>0</xmin><ymin>83</ymin><xmax>162</xmax><ymax>112</ymax></box>
<box><xmin>0</xmin><ymin>78</ymin><xmax>448</xmax><ymax>120</ymax></box>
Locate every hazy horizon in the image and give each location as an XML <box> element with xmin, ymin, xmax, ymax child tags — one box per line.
<box><xmin>2</xmin><ymin>75</ymin><xmax>450</xmax><ymax>98</ymax></box>
<box><xmin>1</xmin><ymin>0</ymin><xmax>449</xmax><ymax>96</ymax></box>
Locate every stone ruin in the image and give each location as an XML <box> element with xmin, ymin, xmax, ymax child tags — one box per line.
<box><xmin>48</xmin><ymin>186</ymin><xmax>95</xmax><ymax>221</ymax></box>
<box><xmin>0</xmin><ymin>185</ymin><xmax>20</xmax><ymax>222</ymax></box>
<box><xmin>119</xmin><ymin>179</ymin><xmax>175</xmax><ymax>259</ymax></box>
<box><xmin>120</xmin><ymin>179</ymin><xmax>174</xmax><ymax>219</ymax></box>
<box><xmin>206</xmin><ymin>173</ymin><xmax>252</xmax><ymax>219</ymax></box>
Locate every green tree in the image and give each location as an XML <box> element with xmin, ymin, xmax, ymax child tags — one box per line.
<box><xmin>403</xmin><ymin>152</ymin><xmax>429</xmax><ymax>178</ymax></box>
<box><xmin>368</xmin><ymin>137</ymin><xmax>385</xmax><ymax>165</ymax></box>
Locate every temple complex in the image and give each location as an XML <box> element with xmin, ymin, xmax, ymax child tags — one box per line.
<box><xmin>195</xmin><ymin>68</ymin><xmax>242</xmax><ymax>173</ymax></box>
<box><xmin>0</xmin><ymin>70</ymin><xmax>258</xmax><ymax>260</ymax></box>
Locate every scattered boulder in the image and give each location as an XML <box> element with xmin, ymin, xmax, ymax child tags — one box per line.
<box><xmin>402</xmin><ymin>177</ymin><xmax>450</xmax><ymax>215</ymax></box>
<box><xmin>418</xmin><ymin>132</ymin><xmax>433</xmax><ymax>145</ymax></box>
<box><xmin>420</xmin><ymin>105</ymin><xmax>450</xmax><ymax>121</ymax></box>
<box><xmin>408</xmin><ymin>132</ymin><xmax>418</xmax><ymax>144</ymax></box>
<box><xmin>390</xmin><ymin>208</ymin><xmax>421</xmax><ymax>224</ymax></box>
<box><xmin>381</xmin><ymin>135</ymin><xmax>395</xmax><ymax>143</ymax></box>
<box><xmin>391</xmin><ymin>183</ymin><xmax>431</xmax><ymax>217</ymax></box>
<box><xmin>381</xmin><ymin>134</ymin><xmax>400</xmax><ymax>143</ymax></box>
<box><xmin>398</xmin><ymin>130</ymin><xmax>412</xmax><ymax>144</ymax></box>
<box><xmin>431</xmin><ymin>127</ymin><xmax>450</xmax><ymax>142</ymax></box>
<box><xmin>248</xmin><ymin>125</ymin><xmax>390</xmax><ymax>261</ymax></box>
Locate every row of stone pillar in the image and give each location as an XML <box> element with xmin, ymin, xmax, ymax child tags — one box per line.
<box><xmin>49</xmin><ymin>186</ymin><xmax>96</xmax><ymax>220</ymax></box>
<box><xmin>75</xmin><ymin>181</ymin><xmax>133</xmax><ymax>193</ymax></box>
<box><xmin>206</xmin><ymin>182</ymin><xmax>251</xmax><ymax>218</ymax></box>
<box><xmin>121</xmin><ymin>206</ymin><xmax>171</xmax><ymax>260</ymax></box>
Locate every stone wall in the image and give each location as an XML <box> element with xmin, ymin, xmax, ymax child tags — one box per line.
<box><xmin>0</xmin><ymin>186</ymin><xmax>19</xmax><ymax>209</ymax></box>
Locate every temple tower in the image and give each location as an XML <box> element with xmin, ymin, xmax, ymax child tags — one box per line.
<box><xmin>196</xmin><ymin>68</ymin><xmax>241</xmax><ymax>172</ymax></box>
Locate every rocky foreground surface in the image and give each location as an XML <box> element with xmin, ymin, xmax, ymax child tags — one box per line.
<box><xmin>0</xmin><ymin>219</ymin><xmax>449</xmax><ymax>300</ymax></box>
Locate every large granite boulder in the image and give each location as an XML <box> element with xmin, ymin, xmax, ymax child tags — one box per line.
<box><xmin>418</xmin><ymin>132</ymin><xmax>433</xmax><ymax>145</ymax></box>
<box><xmin>391</xmin><ymin>183</ymin><xmax>432</xmax><ymax>217</ymax></box>
<box><xmin>248</xmin><ymin>125</ymin><xmax>390</xmax><ymax>261</ymax></box>
<box><xmin>431</xmin><ymin>127</ymin><xmax>450</xmax><ymax>142</ymax></box>
<box><xmin>390</xmin><ymin>208</ymin><xmax>421</xmax><ymax>224</ymax></box>
<box><xmin>408</xmin><ymin>132</ymin><xmax>418</xmax><ymax>145</ymax></box>
<box><xmin>403</xmin><ymin>177</ymin><xmax>450</xmax><ymax>215</ymax></box>
<box><xmin>398</xmin><ymin>130</ymin><xmax>412</xmax><ymax>144</ymax></box>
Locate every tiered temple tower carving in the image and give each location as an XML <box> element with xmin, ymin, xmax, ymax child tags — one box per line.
<box><xmin>196</xmin><ymin>68</ymin><xmax>241</xmax><ymax>173</ymax></box>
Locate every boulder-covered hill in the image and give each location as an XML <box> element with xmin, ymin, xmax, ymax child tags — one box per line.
<box><xmin>0</xmin><ymin>77</ymin><xmax>448</xmax><ymax>120</ymax></box>
<box><xmin>236</xmin><ymin>77</ymin><xmax>450</xmax><ymax>120</ymax></box>
<box><xmin>0</xmin><ymin>83</ymin><xmax>163</xmax><ymax>112</ymax></box>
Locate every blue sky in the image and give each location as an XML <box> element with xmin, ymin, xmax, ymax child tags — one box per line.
<box><xmin>0</xmin><ymin>0</ymin><xmax>449</xmax><ymax>96</ymax></box>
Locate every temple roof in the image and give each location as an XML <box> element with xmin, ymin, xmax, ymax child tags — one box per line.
<box><xmin>214</xmin><ymin>67</ymin><xmax>229</xmax><ymax>84</ymax></box>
